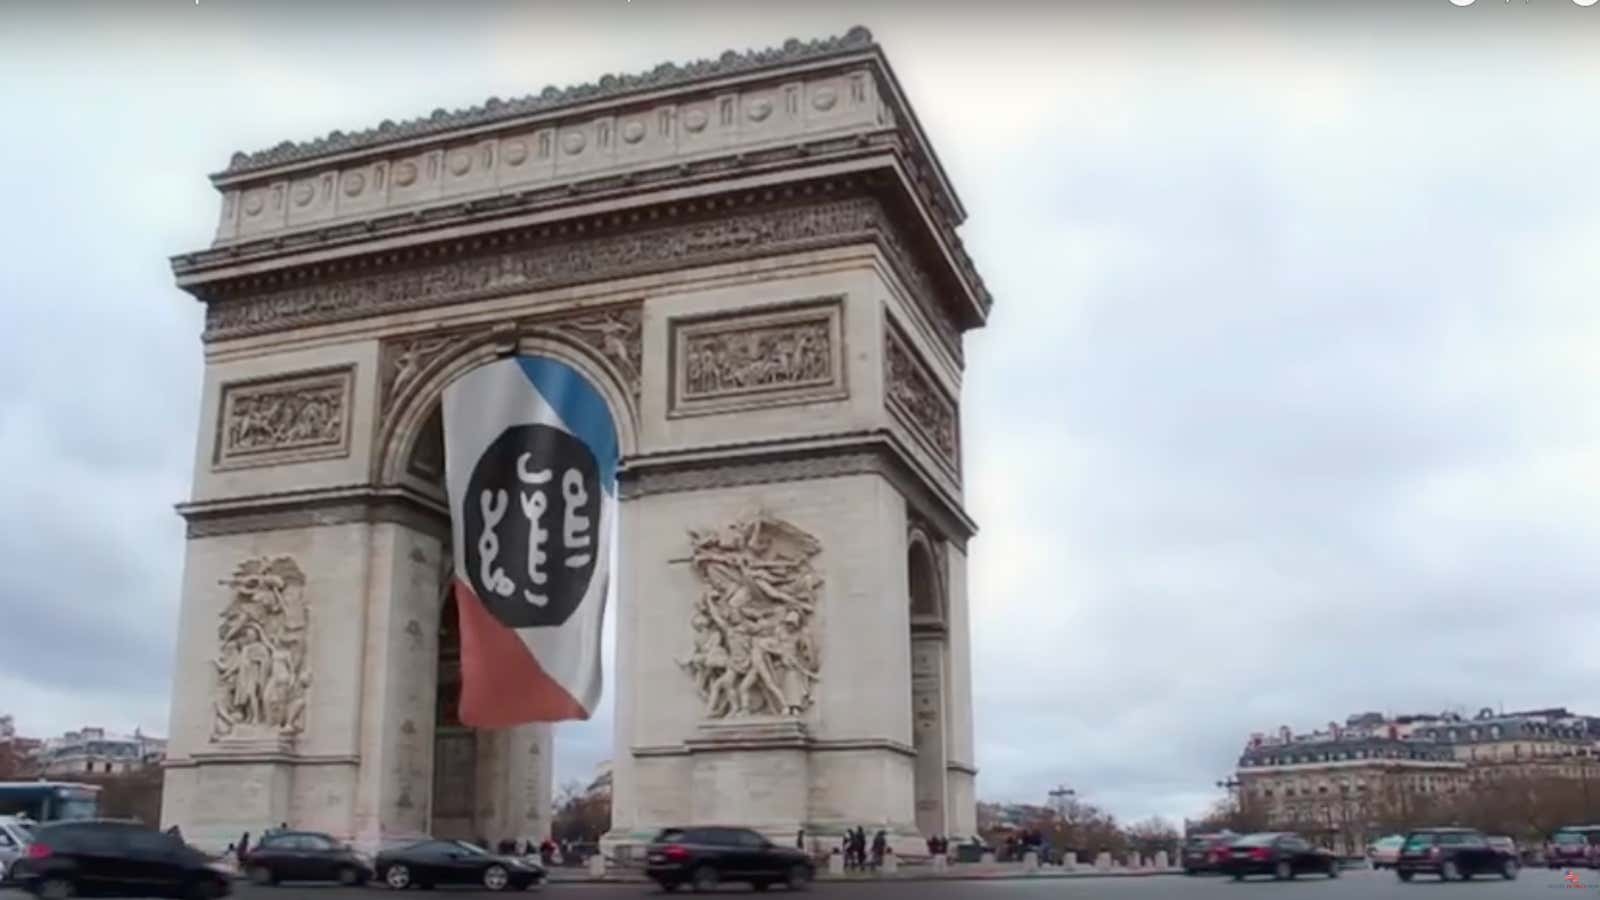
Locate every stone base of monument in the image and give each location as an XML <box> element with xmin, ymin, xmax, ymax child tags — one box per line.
<box><xmin>175</xmin><ymin>729</ymin><xmax>302</xmax><ymax>851</ymax></box>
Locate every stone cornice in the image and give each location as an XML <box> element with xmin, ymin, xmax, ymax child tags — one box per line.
<box><xmin>632</xmin><ymin>737</ymin><xmax>918</xmax><ymax>759</ymax></box>
<box><xmin>218</xmin><ymin>28</ymin><xmax>878</xmax><ymax>180</ymax></box>
<box><xmin>178</xmin><ymin>484</ymin><xmax>448</xmax><ymax>541</ymax></box>
<box><xmin>618</xmin><ymin>429</ymin><xmax>974</xmax><ymax>546</ymax></box>
<box><xmin>189</xmin><ymin>181</ymin><xmax>976</xmax><ymax>365</ymax></box>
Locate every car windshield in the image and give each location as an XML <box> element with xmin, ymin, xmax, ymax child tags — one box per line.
<box><xmin>1555</xmin><ymin>832</ymin><xmax>1587</xmax><ymax>845</ymax></box>
<box><xmin>1185</xmin><ymin>836</ymin><xmax>1215</xmax><ymax>848</ymax></box>
<box><xmin>1233</xmin><ymin>833</ymin><xmax>1278</xmax><ymax>847</ymax></box>
<box><xmin>450</xmin><ymin>841</ymin><xmax>489</xmax><ymax>856</ymax></box>
<box><xmin>654</xmin><ymin>829</ymin><xmax>686</xmax><ymax>843</ymax></box>
<box><xmin>1404</xmin><ymin>833</ymin><xmax>1436</xmax><ymax>849</ymax></box>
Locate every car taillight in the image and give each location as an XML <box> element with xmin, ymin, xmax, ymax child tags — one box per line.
<box><xmin>1251</xmin><ymin>848</ymin><xmax>1271</xmax><ymax>861</ymax></box>
<box><xmin>663</xmin><ymin>845</ymin><xmax>690</xmax><ymax>862</ymax></box>
<box><xmin>26</xmin><ymin>843</ymin><xmax>52</xmax><ymax>859</ymax></box>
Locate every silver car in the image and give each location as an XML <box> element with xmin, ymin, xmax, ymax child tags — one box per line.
<box><xmin>0</xmin><ymin>815</ymin><xmax>35</xmax><ymax>883</ymax></box>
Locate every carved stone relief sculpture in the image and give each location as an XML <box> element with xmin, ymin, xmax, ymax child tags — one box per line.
<box><xmin>671</xmin><ymin>299</ymin><xmax>845</xmax><ymax>417</ymax></box>
<box><xmin>211</xmin><ymin>556</ymin><xmax>312</xmax><ymax>740</ymax></box>
<box><xmin>214</xmin><ymin>367</ymin><xmax>354</xmax><ymax>470</ymax></box>
<box><xmin>680</xmin><ymin>512</ymin><xmax>823</xmax><ymax>718</ymax></box>
<box><xmin>884</xmin><ymin>323</ymin><xmax>959</xmax><ymax>473</ymax></box>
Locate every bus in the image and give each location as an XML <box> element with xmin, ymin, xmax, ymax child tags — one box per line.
<box><xmin>0</xmin><ymin>782</ymin><xmax>101</xmax><ymax>823</ymax></box>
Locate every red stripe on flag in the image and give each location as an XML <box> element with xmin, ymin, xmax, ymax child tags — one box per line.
<box><xmin>453</xmin><ymin>579</ymin><xmax>589</xmax><ymax>727</ymax></box>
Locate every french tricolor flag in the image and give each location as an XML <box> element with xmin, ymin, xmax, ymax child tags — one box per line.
<box><xmin>442</xmin><ymin>356</ymin><xmax>617</xmax><ymax>726</ymax></box>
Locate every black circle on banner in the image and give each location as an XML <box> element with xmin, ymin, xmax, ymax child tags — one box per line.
<box><xmin>462</xmin><ymin>424</ymin><xmax>603</xmax><ymax>628</ymax></box>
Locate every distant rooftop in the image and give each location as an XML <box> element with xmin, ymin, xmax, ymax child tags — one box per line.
<box><xmin>224</xmin><ymin>27</ymin><xmax>876</xmax><ymax>176</ymax></box>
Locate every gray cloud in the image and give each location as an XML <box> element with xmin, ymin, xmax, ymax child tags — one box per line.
<box><xmin>3</xmin><ymin>2</ymin><xmax>1599</xmax><ymax>827</ymax></box>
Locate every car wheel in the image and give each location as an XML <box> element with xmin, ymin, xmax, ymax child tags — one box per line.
<box><xmin>483</xmin><ymin>864</ymin><xmax>510</xmax><ymax>892</ymax></box>
<box><xmin>1231</xmin><ymin>873</ymin><xmax>1244</xmax><ymax>881</ymax></box>
<box><xmin>1441</xmin><ymin>859</ymin><xmax>1460</xmax><ymax>881</ymax></box>
<box><xmin>337</xmin><ymin>865</ymin><xmax>362</xmax><ymax>886</ymax></box>
<box><xmin>786</xmin><ymin>863</ymin><xmax>812</xmax><ymax>891</ymax></box>
<box><xmin>385</xmin><ymin>863</ymin><xmax>412</xmax><ymax>890</ymax></box>
<box><xmin>1184</xmin><ymin>868</ymin><xmax>1197</xmax><ymax>876</ymax></box>
<box><xmin>1397</xmin><ymin>869</ymin><xmax>1413</xmax><ymax>882</ymax></box>
<box><xmin>656</xmin><ymin>881</ymin><xmax>679</xmax><ymax>893</ymax></box>
<box><xmin>752</xmin><ymin>881</ymin><xmax>769</xmax><ymax>892</ymax></box>
<box><xmin>249</xmin><ymin>865</ymin><xmax>276</xmax><ymax>886</ymax></box>
<box><xmin>1274</xmin><ymin>860</ymin><xmax>1292</xmax><ymax>881</ymax></box>
<box><xmin>1501</xmin><ymin>858</ymin><xmax>1518</xmax><ymax>880</ymax></box>
<box><xmin>38</xmin><ymin>878</ymin><xmax>76</xmax><ymax>900</ymax></box>
<box><xmin>690</xmin><ymin>864</ymin><xmax>719</xmax><ymax>891</ymax></box>
<box><xmin>184</xmin><ymin>880</ymin><xmax>223</xmax><ymax>900</ymax></box>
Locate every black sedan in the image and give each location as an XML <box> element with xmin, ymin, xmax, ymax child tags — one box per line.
<box><xmin>375</xmin><ymin>840</ymin><xmax>545</xmax><ymax>891</ymax></box>
<box><xmin>243</xmin><ymin>830</ymin><xmax>372</xmax><ymax>886</ymax></box>
<box><xmin>644</xmin><ymin>825</ymin><xmax>813</xmax><ymax>892</ymax></box>
<box><xmin>1220</xmin><ymin>832</ymin><xmax>1340</xmax><ymax>881</ymax></box>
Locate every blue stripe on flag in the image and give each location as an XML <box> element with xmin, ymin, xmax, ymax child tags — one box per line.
<box><xmin>515</xmin><ymin>355</ymin><xmax>620</xmax><ymax>495</ymax></box>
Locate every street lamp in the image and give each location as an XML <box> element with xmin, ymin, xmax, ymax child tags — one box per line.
<box><xmin>1048</xmin><ymin>785</ymin><xmax>1077</xmax><ymax>852</ymax></box>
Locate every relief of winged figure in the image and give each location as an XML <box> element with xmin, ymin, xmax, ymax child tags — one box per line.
<box><xmin>680</xmin><ymin>512</ymin><xmax>823</xmax><ymax>719</ymax></box>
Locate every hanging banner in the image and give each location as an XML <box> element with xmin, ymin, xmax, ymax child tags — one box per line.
<box><xmin>443</xmin><ymin>356</ymin><xmax>618</xmax><ymax>726</ymax></box>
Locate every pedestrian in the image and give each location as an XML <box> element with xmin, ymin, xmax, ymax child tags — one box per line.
<box><xmin>871</xmin><ymin>830</ymin><xmax>888</xmax><ymax>869</ymax></box>
<box><xmin>235</xmin><ymin>832</ymin><xmax>250</xmax><ymax>864</ymax></box>
<box><xmin>796</xmin><ymin>828</ymin><xmax>805</xmax><ymax>851</ymax></box>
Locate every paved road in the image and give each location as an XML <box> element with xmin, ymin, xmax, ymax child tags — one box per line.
<box><xmin>3</xmin><ymin>867</ymin><xmax>1592</xmax><ymax>897</ymax></box>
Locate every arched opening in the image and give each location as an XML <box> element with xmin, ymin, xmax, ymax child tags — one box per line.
<box><xmin>431</xmin><ymin>563</ymin><xmax>480</xmax><ymax>841</ymax></box>
<box><xmin>908</xmin><ymin>535</ymin><xmax>948</xmax><ymax>840</ymax></box>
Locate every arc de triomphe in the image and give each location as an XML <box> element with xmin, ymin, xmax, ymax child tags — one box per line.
<box><xmin>159</xmin><ymin>27</ymin><xmax>989</xmax><ymax>853</ymax></box>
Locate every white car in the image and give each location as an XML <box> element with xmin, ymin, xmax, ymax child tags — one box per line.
<box><xmin>1367</xmin><ymin>834</ymin><xmax>1404</xmax><ymax>870</ymax></box>
<box><xmin>0</xmin><ymin>815</ymin><xmax>35</xmax><ymax>883</ymax></box>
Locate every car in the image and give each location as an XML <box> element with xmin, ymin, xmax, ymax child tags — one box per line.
<box><xmin>1547</xmin><ymin>826</ymin><xmax>1600</xmax><ymax>869</ymax></box>
<box><xmin>1219</xmin><ymin>832</ymin><xmax>1340</xmax><ymax>881</ymax></box>
<box><xmin>1368</xmin><ymin>834</ymin><xmax>1404</xmax><ymax>869</ymax></box>
<box><xmin>644</xmin><ymin>825</ymin><xmax>814</xmax><ymax>893</ymax></box>
<box><xmin>1181</xmin><ymin>832</ymin><xmax>1235</xmax><ymax>874</ymax></box>
<box><xmin>6</xmin><ymin>818</ymin><xmax>232</xmax><ymax>899</ymax></box>
<box><xmin>1486</xmin><ymin>835</ymin><xmax>1517</xmax><ymax>860</ymax></box>
<box><xmin>374</xmin><ymin>839</ymin><xmax>544</xmax><ymax>892</ymax></box>
<box><xmin>0</xmin><ymin>816</ymin><xmax>35</xmax><ymax>884</ymax></box>
<box><xmin>1395</xmin><ymin>827</ymin><xmax>1518</xmax><ymax>882</ymax></box>
<box><xmin>241</xmin><ymin>830</ymin><xmax>372</xmax><ymax>886</ymax></box>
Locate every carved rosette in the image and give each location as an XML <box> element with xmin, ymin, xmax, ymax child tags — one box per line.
<box><xmin>680</xmin><ymin>512</ymin><xmax>824</xmax><ymax>719</ymax></box>
<box><xmin>884</xmin><ymin>322</ymin><xmax>959</xmax><ymax>474</ymax></box>
<box><xmin>214</xmin><ymin>367</ymin><xmax>354</xmax><ymax>470</ymax></box>
<box><xmin>210</xmin><ymin>556</ymin><xmax>312</xmax><ymax>741</ymax></box>
<box><xmin>670</xmin><ymin>298</ymin><xmax>846</xmax><ymax>417</ymax></box>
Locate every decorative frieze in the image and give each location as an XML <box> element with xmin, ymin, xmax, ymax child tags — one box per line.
<box><xmin>213</xmin><ymin>366</ymin><xmax>354</xmax><ymax>470</ymax></box>
<box><xmin>211</xmin><ymin>556</ymin><xmax>311</xmax><ymax>741</ymax></box>
<box><xmin>884</xmin><ymin>321</ymin><xmax>959</xmax><ymax>475</ymax></box>
<box><xmin>670</xmin><ymin>298</ymin><xmax>845</xmax><ymax>418</ymax></box>
<box><xmin>200</xmin><ymin>194</ymin><xmax>963</xmax><ymax>366</ymax></box>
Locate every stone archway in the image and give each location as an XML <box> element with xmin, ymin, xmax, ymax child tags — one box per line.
<box><xmin>157</xmin><ymin>30</ymin><xmax>989</xmax><ymax>855</ymax></box>
<box><xmin>430</xmin><ymin>588</ymin><xmax>477</xmax><ymax>840</ymax></box>
<box><xmin>908</xmin><ymin>528</ymin><xmax>949</xmax><ymax>839</ymax></box>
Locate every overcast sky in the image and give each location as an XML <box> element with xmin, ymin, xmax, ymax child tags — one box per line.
<box><xmin>3</xmin><ymin>0</ymin><xmax>1599</xmax><ymax>827</ymax></box>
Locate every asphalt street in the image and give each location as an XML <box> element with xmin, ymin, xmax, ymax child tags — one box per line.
<box><xmin>5</xmin><ymin>866</ymin><xmax>1592</xmax><ymax>898</ymax></box>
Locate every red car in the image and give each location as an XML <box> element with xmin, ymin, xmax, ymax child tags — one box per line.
<box><xmin>1546</xmin><ymin>826</ymin><xmax>1600</xmax><ymax>870</ymax></box>
<box><xmin>1181</xmin><ymin>832</ymin><xmax>1236</xmax><ymax>874</ymax></box>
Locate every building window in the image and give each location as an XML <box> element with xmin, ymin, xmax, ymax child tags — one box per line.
<box><xmin>84</xmin><ymin>761</ymin><xmax>92</xmax><ymax>773</ymax></box>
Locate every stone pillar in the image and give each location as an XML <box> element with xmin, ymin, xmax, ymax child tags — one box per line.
<box><xmin>932</xmin><ymin>853</ymin><xmax>948</xmax><ymax>872</ymax></box>
<box><xmin>588</xmin><ymin>852</ymin><xmax>606</xmax><ymax>878</ymax></box>
<box><xmin>882</xmin><ymin>851</ymin><xmax>898</xmax><ymax>874</ymax></box>
<box><xmin>910</xmin><ymin>634</ymin><xmax>948</xmax><ymax>838</ymax></box>
<box><xmin>1023</xmin><ymin>850</ymin><xmax>1039</xmax><ymax>871</ymax></box>
<box><xmin>1095</xmin><ymin>851</ymin><xmax>1111</xmax><ymax>870</ymax></box>
<box><xmin>981</xmin><ymin>850</ymin><xmax>996</xmax><ymax>865</ymax></box>
<box><xmin>829</xmin><ymin>850</ymin><xmax>845</xmax><ymax>876</ymax></box>
<box><xmin>1155</xmin><ymin>850</ymin><xmax>1169</xmax><ymax>868</ymax></box>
